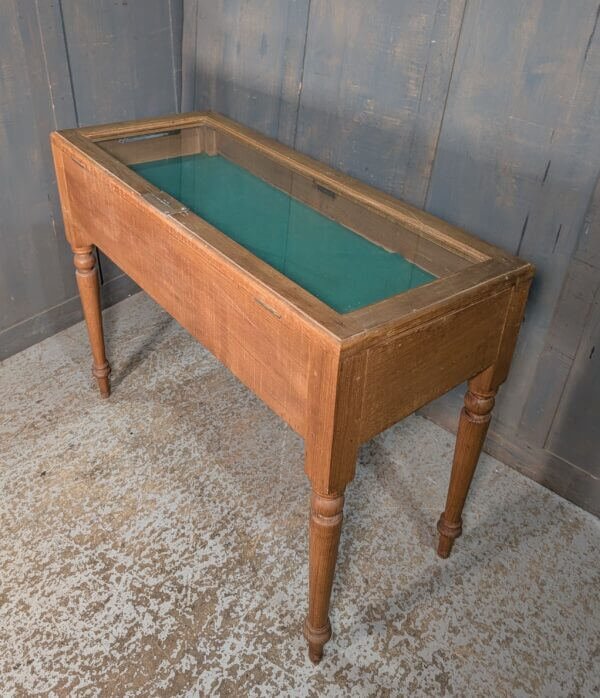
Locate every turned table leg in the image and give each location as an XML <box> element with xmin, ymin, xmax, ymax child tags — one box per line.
<box><xmin>304</xmin><ymin>488</ymin><xmax>345</xmax><ymax>663</ymax></box>
<box><xmin>73</xmin><ymin>246</ymin><xmax>111</xmax><ymax>398</ymax></box>
<box><xmin>302</xmin><ymin>346</ymin><xmax>364</xmax><ymax>662</ymax></box>
<box><xmin>437</xmin><ymin>370</ymin><xmax>497</xmax><ymax>558</ymax></box>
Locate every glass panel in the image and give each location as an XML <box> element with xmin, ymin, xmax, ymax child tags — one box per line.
<box><xmin>97</xmin><ymin>126</ymin><xmax>475</xmax><ymax>313</ymax></box>
<box><xmin>131</xmin><ymin>153</ymin><xmax>435</xmax><ymax>313</ymax></box>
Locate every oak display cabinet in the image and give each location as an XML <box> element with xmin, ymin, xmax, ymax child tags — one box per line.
<box><xmin>51</xmin><ymin>112</ymin><xmax>533</xmax><ymax>663</ymax></box>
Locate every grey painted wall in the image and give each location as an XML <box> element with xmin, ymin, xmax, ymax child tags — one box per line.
<box><xmin>182</xmin><ymin>0</ymin><xmax>600</xmax><ymax>514</ymax></box>
<box><xmin>0</xmin><ymin>0</ymin><xmax>182</xmax><ymax>359</ymax></box>
<box><xmin>1</xmin><ymin>1</ymin><xmax>597</xmax><ymax>514</ymax></box>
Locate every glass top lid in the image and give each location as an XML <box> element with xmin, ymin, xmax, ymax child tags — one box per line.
<box><xmin>98</xmin><ymin>127</ymin><xmax>445</xmax><ymax>314</ymax></box>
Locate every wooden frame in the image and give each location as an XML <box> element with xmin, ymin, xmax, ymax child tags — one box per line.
<box><xmin>51</xmin><ymin>111</ymin><xmax>533</xmax><ymax>662</ymax></box>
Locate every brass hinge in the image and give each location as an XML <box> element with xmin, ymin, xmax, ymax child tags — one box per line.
<box><xmin>141</xmin><ymin>190</ymin><xmax>188</xmax><ymax>216</ymax></box>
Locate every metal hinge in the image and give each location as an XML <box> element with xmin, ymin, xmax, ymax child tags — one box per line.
<box><xmin>141</xmin><ymin>190</ymin><xmax>188</xmax><ymax>216</ymax></box>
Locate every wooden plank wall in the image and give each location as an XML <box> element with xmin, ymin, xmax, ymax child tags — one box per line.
<box><xmin>183</xmin><ymin>0</ymin><xmax>600</xmax><ymax>514</ymax></box>
<box><xmin>183</xmin><ymin>0</ymin><xmax>310</xmax><ymax>144</ymax></box>
<box><xmin>0</xmin><ymin>0</ymin><xmax>182</xmax><ymax>360</ymax></box>
<box><xmin>2</xmin><ymin>2</ymin><xmax>597</xmax><ymax>513</ymax></box>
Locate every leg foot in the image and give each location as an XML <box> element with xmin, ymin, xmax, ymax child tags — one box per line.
<box><xmin>437</xmin><ymin>371</ymin><xmax>496</xmax><ymax>558</ymax></box>
<box><xmin>93</xmin><ymin>362</ymin><xmax>111</xmax><ymax>398</ymax></box>
<box><xmin>436</xmin><ymin>515</ymin><xmax>462</xmax><ymax>558</ymax></box>
<box><xmin>73</xmin><ymin>246</ymin><xmax>111</xmax><ymax>398</ymax></box>
<box><xmin>305</xmin><ymin>489</ymin><xmax>344</xmax><ymax>663</ymax></box>
<box><xmin>303</xmin><ymin>618</ymin><xmax>331</xmax><ymax>664</ymax></box>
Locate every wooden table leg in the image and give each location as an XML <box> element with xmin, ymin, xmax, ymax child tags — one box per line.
<box><xmin>302</xmin><ymin>346</ymin><xmax>364</xmax><ymax>662</ymax></box>
<box><xmin>304</xmin><ymin>488</ymin><xmax>345</xmax><ymax>663</ymax></box>
<box><xmin>437</xmin><ymin>368</ymin><xmax>497</xmax><ymax>558</ymax></box>
<box><xmin>73</xmin><ymin>245</ymin><xmax>111</xmax><ymax>398</ymax></box>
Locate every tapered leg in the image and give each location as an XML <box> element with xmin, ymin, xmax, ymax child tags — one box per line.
<box><xmin>304</xmin><ymin>488</ymin><xmax>345</xmax><ymax>663</ymax></box>
<box><xmin>73</xmin><ymin>246</ymin><xmax>111</xmax><ymax>398</ymax></box>
<box><xmin>437</xmin><ymin>371</ymin><xmax>497</xmax><ymax>558</ymax></box>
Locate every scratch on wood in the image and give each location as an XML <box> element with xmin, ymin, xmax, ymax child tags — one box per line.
<box><xmin>584</xmin><ymin>3</ymin><xmax>600</xmax><ymax>65</ymax></box>
<box><xmin>416</xmin><ymin>62</ymin><xmax>428</xmax><ymax>112</ymax></box>
<box><xmin>552</xmin><ymin>224</ymin><xmax>562</xmax><ymax>253</ymax></box>
<box><xmin>590</xmin><ymin>345</ymin><xmax>596</xmax><ymax>359</ymax></box>
<box><xmin>542</xmin><ymin>160</ymin><xmax>551</xmax><ymax>184</ymax></box>
<box><xmin>517</xmin><ymin>213</ymin><xmax>529</xmax><ymax>254</ymax></box>
<box><xmin>291</xmin><ymin>0</ymin><xmax>311</xmax><ymax>149</ymax></box>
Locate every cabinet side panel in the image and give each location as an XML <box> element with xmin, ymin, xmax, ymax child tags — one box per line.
<box><xmin>360</xmin><ymin>291</ymin><xmax>511</xmax><ymax>440</ymax></box>
<box><xmin>61</xmin><ymin>153</ymin><xmax>311</xmax><ymax>435</ymax></box>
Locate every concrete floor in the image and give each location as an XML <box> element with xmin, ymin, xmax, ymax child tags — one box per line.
<box><xmin>1</xmin><ymin>291</ymin><xmax>599</xmax><ymax>697</ymax></box>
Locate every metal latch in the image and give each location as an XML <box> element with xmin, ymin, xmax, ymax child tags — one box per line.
<box><xmin>141</xmin><ymin>190</ymin><xmax>188</xmax><ymax>216</ymax></box>
<box><xmin>315</xmin><ymin>181</ymin><xmax>337</xmax><ymax>199</ymax></box>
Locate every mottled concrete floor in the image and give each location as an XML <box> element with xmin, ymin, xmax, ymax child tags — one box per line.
<box><xmin>1</xmin><ymin>292</ymin><xmax>599</xmax><ymax>697</ymax></box>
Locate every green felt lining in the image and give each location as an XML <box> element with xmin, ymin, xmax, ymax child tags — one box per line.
<box><xmin>132</xmin><ymin>153</ymin><xmax>436</xmax><ymax>313</ymax></box>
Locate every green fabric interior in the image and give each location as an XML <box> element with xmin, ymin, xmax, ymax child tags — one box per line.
<box><xmin>131</xmin><ymin>153</ymin><xmax>436</xmax><ymax>313</ymax></box>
